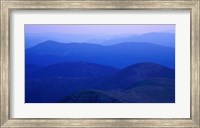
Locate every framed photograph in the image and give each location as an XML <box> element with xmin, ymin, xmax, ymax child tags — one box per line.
<box><xmin>0</xmin><ymin>0</ymin><xmax>199</xmax><ymax>127</ymax></box>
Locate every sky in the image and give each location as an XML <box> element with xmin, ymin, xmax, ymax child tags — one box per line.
<box><xmin>25</xmin><ymin>24</ymin><xmax>175</xmax><ymax>36</ymax></box>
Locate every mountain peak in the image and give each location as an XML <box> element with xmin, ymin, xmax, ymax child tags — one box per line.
<box><xmin>41</xmin><ymin>40</ymin><xmax>60</xmax><ymax>44</ymax></box>
<box><xmin>117</xmin><ymin>62</ymin><xmax>175</xmax><ymax>79</ymax></box>
<box><xmin>30</xmin><ymin>40</ymin><xmax>65</xmax><ymax>49</ymax></box>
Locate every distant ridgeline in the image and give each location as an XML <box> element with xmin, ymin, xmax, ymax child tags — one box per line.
<box><xmin>25</xmin><ymin>40</ymin><xmax>175</xmax><ymax>103</ymax></box>
<box><xmin>26</xmin><ymin>40</ymin><xmax>175</xmax><ymax>69</ymax></box>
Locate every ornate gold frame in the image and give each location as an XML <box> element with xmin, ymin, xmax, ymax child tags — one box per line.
<box><xmin>0</xmin><ymin>0</ymin><xmax>199</xmax><ymax>127</ymax></box>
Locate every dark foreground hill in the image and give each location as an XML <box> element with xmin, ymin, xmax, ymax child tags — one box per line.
<box><xmin>25</xmin><ymin>62</ymin><xmax>175</xmax><ymax>103</ymax></box>
<box><xmin>60</xmin><ymin>78</ymin><xmax>175</xmax><ymax>103</ymax></box>
<box><xmin>60</xmin><ymin>90</ymin><xmax>123</xmax><ymax>103</ymax></box>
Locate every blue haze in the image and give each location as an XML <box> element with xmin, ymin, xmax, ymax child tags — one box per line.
<box><xmin>25</xmin><ymin>25</ymin><xmax>175</xmax><ymax>103</ymax></box>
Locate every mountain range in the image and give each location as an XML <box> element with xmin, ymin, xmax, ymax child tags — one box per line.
<box><xmin>25</xmin><ymin>32</ymin><xmax>175</xmax><ymax>48</ymax></box>
<box><xmin>25</xmin><ymin>36</ymin><xmax>175</xmax><ymax>103</ymax></box>
<box><xmin>102</xmin><ymin>32</ymin><xmax>175</xmax><ymax>47</ymax></box>
<box><xmin>26</xmin><ymin>40</ymin><xmax>175</xmax><ymax>69</ymax></box>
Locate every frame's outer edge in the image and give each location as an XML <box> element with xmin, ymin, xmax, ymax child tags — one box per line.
<box><xmin>1</xmin><ymin>1</ymin><xmax>10</xmax><ymax>127</ymax></box>
<box><xmin>0</xmin><ymin>0</ymin><xmax>195</xmax><ymax>1</ymax></box>
<box><xmin>191</xmin><ymin>0</ymin><xmax>200</xmax><ymax>127</ymax></box>
<box><xmin>0</xmin><ymin>0</ymin><xmax>199</xmax><ymax>9</ymax></box>
<box><xmin>0</xmin><ymin>0</ymin><xmax>200</xmax><ymax>128</ymax></box>
<box><xmin>0</xmin><ymin>0</ymin><xmax>1</xmax><ymax>127</ymax></box>
<box><xmin>198</xmin><ymin>1</ymin><xmax>200</xmax><ymax>127</ymax></box>
<box><xmin>198</xmin><ymin>0</ymin><xmax>199</xmax><ymax>126</ymax></box>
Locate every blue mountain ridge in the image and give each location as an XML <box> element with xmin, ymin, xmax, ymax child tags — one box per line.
<box><xmin>26</xmin><ymin>62</ymin><xmax>119</xmax><ymax>78</ymax></box>
<box><xmin>26</xmin><ymin>40</ymin><xmax>175</xmax><ymax>69</ymax></box>
<box><xmin>25</xmin><ymin>32</ymin><xmax>175</xmax><ymax>48</ymax></box>
<box><xmin>102</xmin><ymin>32</ymin><xmax>175</xmax><ymax>47</ymax></box>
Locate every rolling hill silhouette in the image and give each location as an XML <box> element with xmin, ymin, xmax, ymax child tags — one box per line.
<box><xmin>26</xmin><ymin>41</ymin><xmax>175</xmax><ymax>68</ymax></box>
<box><xmin>105</xmin><ymin>62</ymin><xmax>175</xmax><ymax>89</ymax></box>
<box><xmin>25</xmin><ymin>62</ymin><xmax>175</xmax><ymax>103</ymax></box>
<box><xmin>59</xmin><ymin>78</ymin><xmax>175</xmax><ymax>103</ymax></box>
<box><xmin>27</xmin><ymin>62</ymin><xmax>119</xmax><ymax>78</ymax></box>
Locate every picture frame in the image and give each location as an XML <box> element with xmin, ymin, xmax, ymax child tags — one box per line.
<box><xmin>0</xmin><ymin>0</ymin><xmax>199</xmax><ymax>127</ymax></box>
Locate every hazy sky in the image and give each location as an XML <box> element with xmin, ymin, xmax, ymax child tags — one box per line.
<box><xmin>25</xmin><ymin>24</ymin><xmax>175</xmax><ymax>35</ymax></box>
